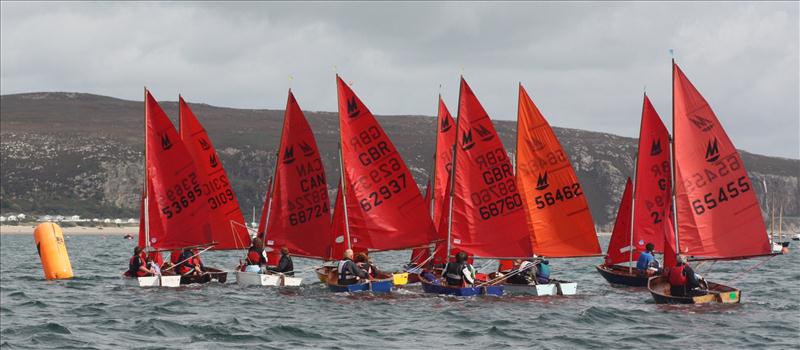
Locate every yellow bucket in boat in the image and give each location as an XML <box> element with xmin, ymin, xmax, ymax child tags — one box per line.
<box><xmin>392</xmin><ymin>272</ymin><xmax>409</xmax><ymax>286</ymax></box>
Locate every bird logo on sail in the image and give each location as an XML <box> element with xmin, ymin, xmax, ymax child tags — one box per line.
<box><xmin>527</xmin><ymin>138</ymin><xmax>545</xmax><ymax>151</ymax></box>
<box><xmin>690</xmin><ymin>115</ymin><xmax>714</xmax><ymax>132</ymax></box>
<box><xmin>474</xmin><ymin>123</ymin><xmax>494</xmax><ymax>142</ymax></box>
<box><xmin>198</xmin><ymin>138</ymin><xmax>211</xmax><ymax>151</ymax></box>
<box><xmin>347</xmin><ymin>97</ymin><xmax>360</xmax><ymax>118</ymax></box>
<box><xmin>705</xmin><ymin>138</ymin><xmax>720</xmax><ymax>162</ymax></box>
<box><xmin>160</xmin><ymin>133</ymin><xmax>172</xmax><ymax>151</ymax></box>
<box><xmin>535</xmin><ymin>172</ymin><xmax>549</xmax><ymax>190</ymax></box>
<box><xmin>299</xmin><ymin>141</ymin><xmax>314</xmax><ymax>157</ymax></box>
<box><xmin>461</xmin><ymin>129</ymin><xmax>475</xmax><ymax>150</ymax></box>
<box><xmin>209</xmin><ymin>154</ymin><xmax>218</xmax><ymax>168</ymax></box>
<box><xmin>650</xmin><ymin>138</ymin><xmax>662</xmax><ymax>156</ymax></box>
<box><xmin>283</xmin><ymin>145</ymin><xmax>295</xmax><ymax>164</ymax></box>
<box><xmin>441</xmin><ymin>117</ymin><xmax>452</xmax><ymax>133</ymax></box>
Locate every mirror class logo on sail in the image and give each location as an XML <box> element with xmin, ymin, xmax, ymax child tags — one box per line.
<box><xmin>685</xmin><ymin>114</ymin><xmax>751</xmax><ymax>217</ymax></box>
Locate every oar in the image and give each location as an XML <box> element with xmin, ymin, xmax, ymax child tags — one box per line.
<box><xmin>162</xmin><ymin>245</ymin><xmax>214</xmax><ymax>273</ymax></box>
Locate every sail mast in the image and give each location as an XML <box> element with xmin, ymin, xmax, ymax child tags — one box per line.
<box><xmin>669</xmin><ymin>58</ymin><xmax>681</xmax><ymax>258</ymax></box>
<box><xmin>628</xmin><ymin>92</ymin><xmax>646</xmax><ymax>273</ymax></box>
<box><xmin>445</xmin><ymin>78</ymin><xmax>465</xmax><ymax>262</ymax></box>
<box><xmin>338</xmin><ymin>143</ymin><xmax>352</xmax><ymax>250</ymax></box>
<box><xmin>429</xmin><ymin>94</ymin><xmax>441</xmax><ymax>219</ymax></box>
<box><xmin>143</xmin><ymin>87</ymin><xmax>151</xmax><ymax>251</ymax></box>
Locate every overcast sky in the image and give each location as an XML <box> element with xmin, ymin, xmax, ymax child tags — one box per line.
<box><xmin>2</xmin><ymin>1</ymin><xmax>798</xmax><ymax>158</ymax></box>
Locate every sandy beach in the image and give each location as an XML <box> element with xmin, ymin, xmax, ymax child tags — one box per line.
<box><xmin>0</xmin><ymin>224</ymin><xmax>137</xmax><ymax>235</ymax></box>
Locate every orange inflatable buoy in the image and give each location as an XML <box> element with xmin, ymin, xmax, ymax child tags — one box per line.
<box><xmin>34</xmin><ymin>222</ymin><xmax>74</xmax><ymax>280</ymax></box>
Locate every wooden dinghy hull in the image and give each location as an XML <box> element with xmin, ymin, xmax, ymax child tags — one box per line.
<box><xmin>595</xmin><ymin>264</ymin><xmax>650</xmax><ymax>287</ymax></box>
<box><xmin>420</xmin><ymin>278</ymin><xmax>504</xmax><ymax>297</ymax></box>
<box><xmin>648</xmin><ymin>276</ymin><xmax>741</xmax><ymax>304</ymax></box>
<box><xmin>316</xmin><ymin>266</ymin><xmax>334</xmax><ymax>283</ymax></box>
<box><xmin>235</xmin><ymin>271</ymin><xmax>303</xmax><ymax>287</ymax></box>
<box><xmin>180</xmin><ymin>267</ymin><xmax>228</xmax><ymax>285</ymax></box>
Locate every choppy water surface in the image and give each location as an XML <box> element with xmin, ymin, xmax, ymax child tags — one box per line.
<box><xmin>1</xmin><ymin>233</ymin><xmax>798</xmax><ymax>349</ymax></box>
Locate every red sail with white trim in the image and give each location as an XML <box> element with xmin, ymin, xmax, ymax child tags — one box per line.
<box><xmin>263</xmin><ymin>91</ymin><xmax>331</xmax><ymax>260</ymax></box>
<box><xmin>432</xmin><ymin>97</ymin><xmax>457</xmax><ymax>229</ymax></box>
<box><xmin>605</xmin><ymin>178</ymin><xmax>634</xmax><ymax>266</ymax></box>
<box><xmin>179</xmin><ymin>97</ymin><xmax>250</xmax><ymax>250</ymax></box>
<box><xmin>448</xmin><ymin>78</ymin><xmax>532</xmax><ymax>259</ymax></box>
<box><xmin>672</xmin><ymin>63</ymin><xmax>770</xmax><ymax>259</ymax></box>
<box><xmin>336</xmin><ymin>76</ymin><xmax>436</xmax><ymax>251</ymax></box>
<box><xmin>516</xmin><ymin>84</ymin><xmax>601</xmax><ymax>257</ymax></box>
<box><xmin>632</xmin><ymin>95</ymin><xmax>673</xmax><ymax>254</ymax></box>
<box><xmin>144</xmin><ymin>91</ymin><xmax>211</xmax><ymax>249</ymax></box>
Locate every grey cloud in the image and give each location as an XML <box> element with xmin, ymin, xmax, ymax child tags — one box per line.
<box><xmin>1</xmin><ymin>1</ymin><xmax>797</xmax><ymax>158</ymax></box>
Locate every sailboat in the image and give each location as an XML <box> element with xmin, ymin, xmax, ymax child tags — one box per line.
<box><xmin>419</xmin><ymin>78</ymin><xmax>533</xmax><ymax>297</ymax></box>
<box><xmin>508</xmin><ymin>84</ymin><xmax>602</xmax><ymax>295</ymax></box>
<box><xmin>322</xmin><ymin>75</ymin><xmax>437</xmax><ymax>293</ymax></box>
<box><xmin>241</xmin><ymin>90</ymin><xmax>328</xmax><ymax>287</ymax></box>
<box><xmin>648</xmin><ymin>61</ymin><xmax>774</xmax><ymax>304</ymax></box>
<box><xmin>406</xmin><ymin>96</ymin><xmax>456</xmax><ymax>279</ymax></box>
<box><xmin>177</xmin><ymin>96</ymin><xmax>251</xmax><ymax>284</ymax></box>
<box><xmin>597</xmin><ymin>94</ymin><xmax>674</xmax><ymax>286</ymax></box>
<box><xmin>124</xmin><ymin>90</ymin><xmax>213</xmax><ymax>287</ymax></box>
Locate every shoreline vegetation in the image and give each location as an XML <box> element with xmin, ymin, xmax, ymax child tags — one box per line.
<box><xmin>0</xmin><ymin>224</ymin><xmax>613</xmax><ymax>237</ymax></box>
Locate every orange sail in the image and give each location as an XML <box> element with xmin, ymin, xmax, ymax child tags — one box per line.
<box><xmin>263</xmin><ymin>91</ymin><xmax>331</xmax><ymax>260</ymax></box>
<box><xmin>605</xmin><ymin>178</ymin><xmax>634</xmax><ymax>265</ymax></box>
<box><xmin>632</xmin><ymin>95</ymin><xmax>673</xmax><ymax>253</ymax></box>
<box><xmin>179</xmin><ymin>97</ymin><xmax>250</xmax><ymax>250</ymax></box>
<box><xmin>336</xmin><ymin>76</ymin><xmax>436</xmax><ymax>251</ymax></box>
<box><xmin>516</xmin><ymin>84</ymin><xmax>601</xmax><ymax>257</ymax></box>
<box><xmin>143</xmin><ymin>91</ymin><xmax>211</xmax><ymax>249</ymax></box>
<box><xmin>448</xmin><ymin>78</ymin><xmax>532</xmax><ymax>259</ymax></box>
<box><xmin>672</xmin><ymin>63</ymin><xmax>770</xmax><ymax>259</ymax></box>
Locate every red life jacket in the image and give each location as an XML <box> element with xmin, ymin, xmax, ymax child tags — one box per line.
<box><xmin>170</xmin><ymin>251</ymin><xmax>181</xmax><ymax>264</ymax></box>
<box><xmin>247</xmin><ymin>250</ymin><xmax>261</xmax><ymax>265</ymax></box>
<box><xmin>668</xmin><ymin>265</ymin><xmax>687</xmax><ymax>287</ymax></box>
<box><xmin>129</xmin><ymin>255</ymin><xmax>147</xmax><ymax>277</ymax></box>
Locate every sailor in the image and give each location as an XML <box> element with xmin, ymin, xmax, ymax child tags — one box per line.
<box><xmin>178</xmin><ymin>248</ymin><xmax>204</xmax><ymax>275</ymax></box>
<box><xmin>337</xmin><ymin>249</ymin><xmax>368</xmax><ymax>285</ymax></box>
<box><xmin>534</xmin><ymin>258</ymin><xmax>551</xmax><ymax>284</ymax></box>
<box><xmin>668</xmin><ymin>255</ymin><xmax>705</xmax><ymax>297</ymax></box>
<box><xmin>267</xmin><ymin>247</ymin><xmax>294</xmax><ymax>276</ymax></box>
<box><xmin>354</xmin><ymin>252</ymin><xmax>382</xmax><ymax>278</ymax></box>
<box><xmin>145</xmin><ymin>255</ymin><xmax>161</xmax><ymax>276</ymax></box>
<box><xmin>443</xmin><ymin>251</ymin><xmax>476</xmax><ymax>287</ymax></box>
<box><xmin>506</xmin><ymin>259</ymin><xmax>535</xmax><ymax>285</ymax></box>
<box><xmin>241</xmin><ymin>238</ymin><xmax>267</xmax><ymax>272</ymax></box>
<box><xmin>636</xmin><ymin>243</ymin><xmax>659</xmax><ymax>274</ymax></box>
<box><xmin>128</xmin><ymin>246</ymin><xmax>155</xmax><ymax>277</ymax></box>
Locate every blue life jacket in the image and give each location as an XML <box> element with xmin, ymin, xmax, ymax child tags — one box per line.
<box><xmin>537</xmin><ymin>261</ymin><xmax>551</xmax><ymax>279</ymax></box>
<box><xmin>636</xmin><ymin>251</ymin><xmax>655</xmax><ymax>271</ymax></box>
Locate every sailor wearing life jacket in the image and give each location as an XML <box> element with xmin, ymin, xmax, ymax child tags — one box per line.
<box><xmin>506</xmin><ymin>259</ymin><xmax>535</xmax><ymax>285</ymax></box>
<box><xmin>267</xmin><ymin>247</ymin><xmax>294</xmax><ymax>276</ymax></box>
<box><xmin>443</xmin><ymin>251</ymin><xmax>476</xmax><ymax>287</ymax></box>
<box><xmin>668</xmin><ymin>255</ymin><xmax>704</xmax><ymax>297</ymax></box>
<box><xmin>128</xmin><ymin>246</ymin><xmax>155</xmax><ymax>277</ymax></box>
<box><xmin>337</xmin><ymin>249</ymin><xmax>368</xmax><ymax>285</ymax></box>
<box><xmin>241</xmin><ymin>238</ymin><xmax>268</xmax><ymax>272</ymax></box>
<box><xmin>176</xmin><ymin>248</ymin><xmax>204</xmax><ymax>275</ymax></box>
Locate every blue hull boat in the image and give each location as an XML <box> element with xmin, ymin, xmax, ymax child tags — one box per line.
<box><xmin>326</xmin><ymin>278</ymin><xmax>394</xmax><ymax>293</ymax></box>
<box><xmin>420</xmin><ymin>277</ymin><xmax>503</xmax><ymax>296</ymax></box>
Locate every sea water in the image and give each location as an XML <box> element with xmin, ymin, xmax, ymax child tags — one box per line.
<box><xmin>1</xmin><ymin>234</ymin><xmax>798</xmax><ymax>349</ymax></box>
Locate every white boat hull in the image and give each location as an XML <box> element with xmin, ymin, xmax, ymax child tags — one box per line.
<box><xmin>123</xmin><ymin>275</ymin><xmax>181</xmax><ymax>288</ymax></box>
<box><xmin>159</xmin><ymin>275</ymin><xmax>181</xmax><ymax>288</ymax></box>
<box><xmin>556</xmin><ymin>282</ymin><xmax>578</xmax><ymax>295</ymax></box>
<box><xmin>135</xmin><ymin>276</ymin><xmax>159</xmax><ymax>287</ymax></box>
<box><xmin>235</xmin><ymin>271</ymin><xmax>302</xmax><ymax>287</ymax></box>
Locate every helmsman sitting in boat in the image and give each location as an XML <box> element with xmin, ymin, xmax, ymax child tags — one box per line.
<box><xmin>443</xmin><ymin>251</ymin><xmax>476</xmax><ymax>287</ymax></box>
<box><xmin>240</xmin><ymin>238</ymin><xmax>267</xmax><ymax>273</ymax></box>
<box><xmin>127</xmin><ymin>247</ymin><xmax>156</xmax><ymax>277</ymax></box>
<box><xmin>636</xmin><ymin>243</ymin><xmax>660</xmax><ymax>275</ymax></box>
<box><xmin>176</xmin><ymin>248</ymin><xmax>204</xmax><ymax>276</ymax></box>
<box><xmin>505</xmin><ymin>259</ymin><xmax>536</xmax><ymax>285</ymax></box>
<box><xmin>354</xmin><ymin>252</ymin><xmax>382</xmax><ymax>279</ymax></box>
<box><xmin>667</xmin><ymin>255</ymin><xmax>707</xmax><ymax>297</ymax></box>
<box><xmin>266</xmin><ymin>247</ymin><xmax>294</xmax><ymax>276</ymax></box>
<box><xmin>338</xmin><ymin>249</ymin><xmax>369</xmax><ymax>285</ymax></box>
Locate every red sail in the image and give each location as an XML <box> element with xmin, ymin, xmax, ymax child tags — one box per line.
<box><xmin>516</xmin><ymin>85</ymin><xmax>601</xmax><ymax>257</ymax></box>
<box><xmin>672</xmin><ymin>63</ymin><xmax>770</xmax><ymax>259</ymax></box>
<box><xmin>409</xmin><ymin>179</ymin><xmax>433</xmax><ymax>264</ymax></box>
<box><xmin>631</xmin><ymin>95</ymin><xmax>673</xmax><ymax>254</ymax></box>
<box><xmin>179</xmin><ymin>97</ymin><xmax>250</xmax><ymax>250</ymax></box>
<box><xmin>432</xmin><ymin>97</ymin><xmax>457</xmax><ymax>229</ymax></box>
<box><xmin>137</xmin><ymin>179</ymin><xmax>164</xmax><ymax>248</ymax></box>
<box><xmin>605</xmin><ymin>178</ymin><xmax>634</xmax><ymax>265</ymax></box>
<box><xmin>144</xmin><ymin>91</ymin><xmax>211</xmax><ymax>249</ymax></box>
<box><xmin>336</xmin><ymin>76</ymin><xmax>436</xmax><ymax>251</ymax></box>
<box><xmin>448</xmin><ymin>78</ymin><xmax>532</xmax><ymax>259</ymax></box>
<box><xmin>263</xmin><ymin>91</ymin><xmax>331</xmax><ymax>260</ymax></box>
<box><xmin>327</xmin><ymin>179</ymin><xmax>366</xmax><ymax>260</ymax></box>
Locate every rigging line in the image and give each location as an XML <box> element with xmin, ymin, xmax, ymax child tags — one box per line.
<box><xmin>722</xmin><ymin>255</ymin><xmax>778</xmax><ymax>286</ymax></box>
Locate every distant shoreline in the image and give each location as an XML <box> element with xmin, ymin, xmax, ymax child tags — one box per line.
<box><xmin>0</xmin><ymin>224</ymin><xmax>136</xmax><ymax>235</ymax></box>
